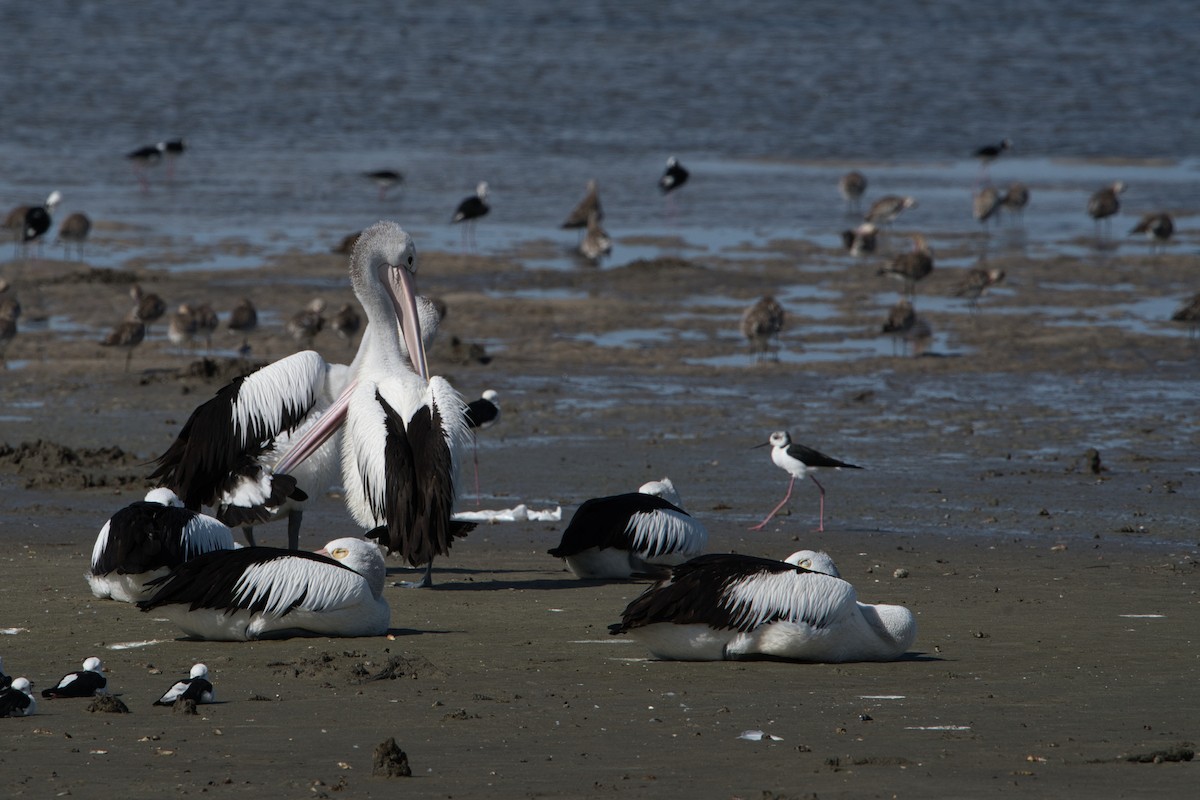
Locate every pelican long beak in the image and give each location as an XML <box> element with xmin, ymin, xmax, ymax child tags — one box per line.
<box><xmin>271</xmin><ymin>383</ymin><xmax>356</xmax><ymax>475</ymax></box>
<box><xmin>382</xmin><ymin>262</ymin><xmax>428</xmax><ymax>381</ymax></box>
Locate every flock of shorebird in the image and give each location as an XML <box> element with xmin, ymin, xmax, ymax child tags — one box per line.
<box><xmin>740</xmin><ymin>139</ymin><xmax>1192</xmax><ymax>361</ymax></box>
<box><xmin>0</xmin><ymin>654</ymin><xmax>214</xmax><ymax>717</ymax></box>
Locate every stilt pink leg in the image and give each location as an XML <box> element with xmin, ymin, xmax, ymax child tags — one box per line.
<box><xmin>472</xmin><ymin>432</ymin><xmax>481</xmax><ymax>506</ymax></box>
<box><xmin>750</xmin><ymin>476</ymin><xmax>795</xmax><ymax>531</ymax></box>
<box><xmin>809</xmin><ymin>474</ymin><xmax>826</xmax><ymax>532</ymax></box>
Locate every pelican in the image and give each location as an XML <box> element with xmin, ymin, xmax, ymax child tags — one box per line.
<box><xmin>138</xmin><ymin>537</ymin><xmax>390</xmax><ymax>641</ymax></box>
<box><xmin>88</xmin><ymin>487</ymin><xmax>236</xmax><ymax>603</ymax></box>
<box><xmin>0</xmin><ymin>678</ymin><xmax>35</xmax><ymax>717</ymax></box>
<box><xmin>609</xmin><ymin>550</ymin><xmax>916</xmax><ymax>662</ymax></box>
<box><xmin>150</xmin><ymin>222</ymin><xmax>467</xmax><ymax>586</ymax></box>
<box><xmin>549</xmin><ymin>478</ymin><xmax>708</xmax><ymax>579</ymax></box>
<box><xmin>153</xmin><ymin>663</ymin><xmax>215</xmax><ymax>706</ymax></box>
<box><xmin>42</xmin><ymin>657</ymin><xmax>106</xmax><ymax>698</ymax></box>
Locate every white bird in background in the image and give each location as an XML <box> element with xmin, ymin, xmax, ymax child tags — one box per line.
<box><xmin>751</xmin><ymin>431</ymin><xmax>862</xmax><ymax>533</ymax></box>
<box><xmin>152</xmin><ymin>222</ymin><xmax>469</xmax><ymax>585</ymax></box>
<box><xmin>139</xmin><ymin>537</ymin><xmax>390</xmax><ymax>641</ymax></box>
<box><xmin>548</xmin><ymin>478</ymin><xmax>708</xmax><ymax>579</ymax></box>
<box><xmin>609</xmin><ymin>549</ymin><xmax>916</xmax><ymax>662</ymax></box>
<box><xmin>153</xmin><ymin>663</ymin><xmax>215</xmax><ymax>706</ymax></box>
<box><xmin>41</xmin><ymin>657</ymin><xmax>106</xmax><ymax>698</ymax></box>
<box><xmin>0</xmin><ymin>677</ymin><xmax>36</xmax><ymax>717</ymax></box>
<box><xmin>88</xmin><ymin>487</ymin><xmax>236</xmax><ymax>603</ymax></box>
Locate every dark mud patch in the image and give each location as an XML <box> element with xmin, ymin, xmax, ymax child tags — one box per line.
<box><xmin>0</xmin><ymin>439</ymin><xmax>149</xmax><ymax>491</ymax></box>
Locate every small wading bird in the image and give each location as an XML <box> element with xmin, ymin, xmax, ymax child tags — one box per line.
<box><xmin>87</xmin><ymin>487</ymin><xmax>236</xmax><ymax>604</ymax></box>
<box><xmin>578</xmin><ymin>211</ymin><xmax>612</xmax><ymax>263</ymax></box>
<box><xmin>549</xmin><ymin>478</ymin><xmax>708</xmax><ymax>579</ymax></box>
<box><xmin>1129</xmin><ymin>212</ymin><xmax>1174</xmax><ymax>253</ymax></box>
<box><xmin>1087</xmin><ymin>181</ymin><xmax>1125</xmax><ymax>236</ymax></box>
<box><xmin>864</xmin><ymin>195</ymin><xmax>916</xmax><ymax>227</ymax></box>
<box><xmin>41</xmin><ymin>657</ymin><xmax>106</xmax><ymax>698</ymax></box>
<box><xmin>452</xmin><ymin>181</ymin><xmax>490</xmax><ymax>250</ymax></box>
<box><xmin>841</xmin><ymin>222</ymin><xmax>877</xmax><ymax>257</ymax></box>
<box><xmin>464</xmin><ymin>389</ymin><xmax>500</xmax><ymax>503</ymax></box>
<box><xmin>57</xmin><ymin>211</ymin><xmax>92</xmax><ymax>259</ymax></box>
<box><xmin>838</xmin><ymin>170</ymin><xmax>867</xmax><ymax>214</ymax></box>
<box><xmin>100</xmin><ymin>313</ymin><xmax>146</xmax><ymax>371</ymax></box>
<box><xmin>1002</xmin><ymin>182</ymin><xmax>1030</xmax><ymax>222</ymax></box>
<box><xmin>608</xmin><ymin>549</ymin><xmax>916</xmax><ymax>662</ymax></box>
<box><xmin>228</xmin><ymin>297</ymin><xmax>258</xmax><ymax>356</ymax></box>
<box><xmin>878</xmin><ymin>234</ymin><xmax>934</xmax><ymax>296</ymax></box>
<box><xmin>139</xmin><ymin>537</ymin><xmax>390</xmax><ymax>640</ymax></box>
<box><xmin>154</xmin><ymin>663</ymin><xmax>215</xmax><ymax>706</ymax></box>
<box><xmin>751</xmin><ymin>431</ymin><xmax>862</xmax><ymax>532</ymax></box>
<box><xmin>364</xmin><ymin>169</ymin><xmax>403</xmax><ymax>200</ymax></box>
<box><xmin>659</xmin><ymin>157</ymin><xmax>689</xmax><ymax>194</ymax></box>
<box><xmin>740</xmin><ymin>295</ymin><xmax>786</xmax><ymax>361</ymax></box>
<box><xmin>1171</xmin><ymin>292</ymin><xmax>1200</xmax><ymax>338</ymax></box>
<box><xmin>955</xmin><ymin>266</ymin><xmax>1006</xmax><ymax>312</ymax></box>
<box><xmin>974</xmin><ymin>138</ymin><xmax>1012</xmax><ymax>178</ymax></box>
<box><xmin>562</xmin><ymin>179</ymin><xmax>603</xmax><ymax>231</ymax></box>
<box><xmin>150</xmin><ymin>222</ymin><xmax>469</xmax><ymax>587</ymax></box>
<box><xmin>131</xmin><ymin>284</ymin><xmax>167</xmax><ymax>334</ymax></box>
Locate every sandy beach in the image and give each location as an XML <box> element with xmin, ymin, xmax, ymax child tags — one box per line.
<box><xmin>1</xmin><ymin>227</ymin><xmax>1198</xmax><ymax>798</ymax></box>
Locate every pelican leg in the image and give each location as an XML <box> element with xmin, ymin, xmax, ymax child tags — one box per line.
<box><xmin>398</xmin><ymin>561</ymin><xmax>434</xmax><ymax>589</ymax></box>
<box><xmin>750</xmin><ymin>475</ymin><xmax>795</xmax><ymax>531</ymax></box>
<box><xmin>241</xmin><ymin>526</ymin><xmax>257</xmax><ymax>547</ymax></box>
<box><xmin>287</xmin><ymin>509</ymin><xmax>303</xmax><ymax>550</ymax></box>
<box><xmin>809</xmin><ymin>474</ymin><xmax>827</xmax><ymax>532</ymax></box>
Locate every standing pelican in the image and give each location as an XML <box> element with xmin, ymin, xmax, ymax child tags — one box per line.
<box><xmin>609</xmin><ymin>550</ymin><xmax>916</xmax><ymax>662</ymax></box>
<box><xmin>151</xmin><ymin>222</ymin><xmax>467</xmax><ymax>585</ymax></box>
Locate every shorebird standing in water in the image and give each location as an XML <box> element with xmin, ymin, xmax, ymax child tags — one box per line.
<box><xmin>1002</xmin><ymin>182</ymin><xmax>1030</xmax><ymax>224</ymax></box>
<box><xmin>864</xmin><ymin>195</ymin><xmax>916</xmax><ymax>228</ymax></box>
<box><xmin>562</xmin><ymin>179</ymin><xmax>603</xmax><ymax>231</ymax></box>
<box><xmin>954</xmin><ymin>266</ymin><xmax>1006</xmax><ymax>313</ymax></box>
<box><xmin>740</xmin><ymin>296</ymin><xmax>786</xmax><ymax>362</ymax></box>
<box><xmin>751</xmin><ymin>431</ymin><xmax>862</xmax><ymax>533</ymax></box>
<box><xmin>878</xmin><ymin>234</ymin><xmax>934</xmax><ymax>296</ymax></box>
<box><xmin>364</xmin><ymin>169</ymin><xmax>403</xmax><ymax>200</ymax></box>
<box><xmin>1087</xmin><ymin>181</ymin><xmax>1125</xmax><ymax>238</ymax></box>
<box><xmin>452</xmin><ymin>181</ymin><xmax>490</xmax><ymax>251</ymax></box>
<box><xmin>1171</xmin><ymin>293</ymin><xmax>1200</xmax><ymax>339</ymax></box>
<box><xmin>1129</xmin><ymin>212</ymin><xmax>1174</xmax><ymax>254</ymax></box>
<box><xmin>838</xmin><ymin>170</ymin><xmax>867</xmax><ymax>214</ymax></box>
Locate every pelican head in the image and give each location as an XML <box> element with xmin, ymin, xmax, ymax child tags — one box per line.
<box><xmin>189</xmin><ymin>663</ymin><xmax>208</xmax><ymax>679</ymax></box>
<box><xmin>11</xmin><ymin>677</ymin><xmax>32</xmax><ymax>693</ymax></box>
<box><xmin>315</xmin><ymin>537</ymin><xmax>387</xmax><ymax>597</ymax></box>
<box><xmin>638</xmin><ymin>477</ymin><xmax>681</xmax><ymax>507</ymax></box>
<box><xmin>784</xmin><ymin>549</ymin><xmax>841</xmax><ymax>578</ymax></box>
<box><xmin>350</xmin><ymin>221</ymin><xmax>427</xmax><ymax>380</ymax></box>
<box><xmin>83</xmin><ymin>656</ymin><xmax>104</xmax><ymax>673</ymax></box>
<box><xmin>145</xmin><ymin>487</ymin><xmax>184</xmax><ymax>507</ymax></box>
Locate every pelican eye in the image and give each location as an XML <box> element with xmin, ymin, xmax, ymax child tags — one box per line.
<box><xmin>331</xmin><ymin>547</ymin><xmax>349</xmax><ymax>559</ymax></box>
<box><xmin>799</xmin><ymin>559</ymin><xmax>812</xmax><ymax>569</ymax></box>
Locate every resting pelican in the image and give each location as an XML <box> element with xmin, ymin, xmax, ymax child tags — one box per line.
<box><xmin>610</xmin><ymin>550</ymin><xmax>916</xmax><ymax>662</ymax></box>
<box><xmin>150</xmin><ymin>222</ymin><xmax>466</xmax><ymax>585</ymax></box>
<box><xmin>549</xmin><ymin>478</ymin><xmax>708</xmax><ymax>579</ymax></box>
<box><xmin>88</xmin><ymin>487</ymin><xmax>236</xmax><ymax>603</ymax></box>
<box><xmin>139</xmin><ymin>537</ymin><xmax>389</xmax><ymax>641</ymax></box>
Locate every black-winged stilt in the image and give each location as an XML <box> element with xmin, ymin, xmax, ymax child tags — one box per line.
<box><xmin>751</xmin><ymin>431</ymin><xmax>862</xmax><ymax>532</ymax></box>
